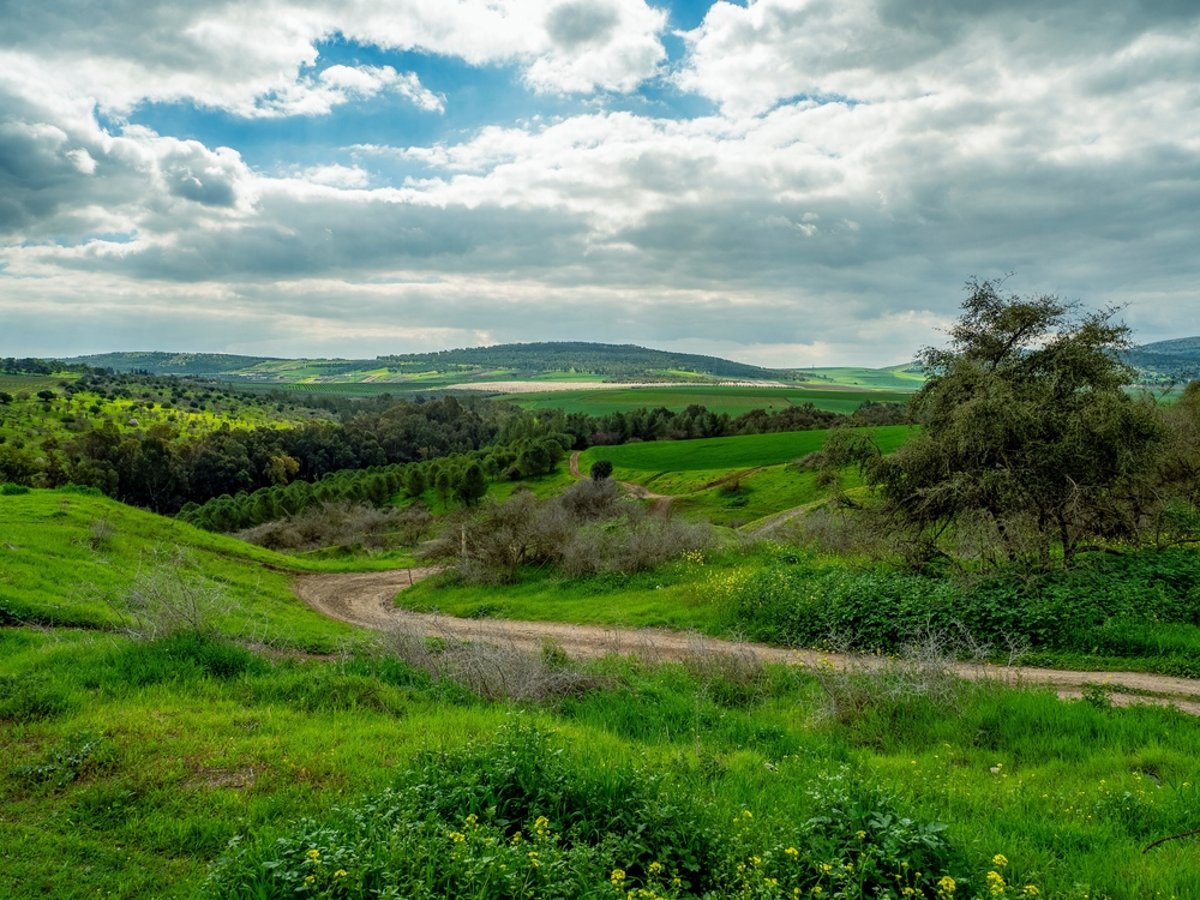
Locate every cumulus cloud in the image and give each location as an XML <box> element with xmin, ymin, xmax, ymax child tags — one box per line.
<box><xmin>1</xmin><ymin>0</ymin><xmax>1198</xmax><ymax>362</ymax></box>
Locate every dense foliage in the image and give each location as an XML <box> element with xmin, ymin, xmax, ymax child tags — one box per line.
<box><xmin>729</xmin><ymin>547</ymin><xmax>1200</xmax><ymax>675</ymax></box>
<box><xmin>827</xmin><ymin>281</ymin><xmax>1187</xmax><ymax>567</ymax></box>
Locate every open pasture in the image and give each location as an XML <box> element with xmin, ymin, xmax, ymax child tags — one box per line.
<box><xmin>504</xmin><ymin>384</ymin><xmax>913</xmax><ymax>415</ymax></box>
<box><xmin>580</xmin><ymin>424</ymin><xmax>910</xmax><ymax>476</ymax></box>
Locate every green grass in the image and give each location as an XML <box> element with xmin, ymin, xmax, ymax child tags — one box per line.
<box><xmin>805</xmin><ymin>365</ymin><xmax>927</xmax><ymax>390</ymax></box>
<box><xmin>397</xmin><ymin>554</ymin><xmax>741</xmax><ymax>632</ymax></box>
<box><xmin>503</xmin><ymin>385</ymin><xmax>913</xmax><ymax>415</ymax></box>
<box><xmin>581</xmin><ymin>425</ymin><xmax>910</xmax><ymax>475</ymax></box>
<box><xmin>576</xmin><ymin>426</ymin><xmax>912</xmax><ymax>524</ymax></box>
<box><xmin>0</xmin><ymin>489</ymin><xmax>386</xmax><ymax>650</ymax></box>
<box><xmin>2</xmin><ymin>622</ymin><xmax>1199</xmax><ymax>898</ymax></box>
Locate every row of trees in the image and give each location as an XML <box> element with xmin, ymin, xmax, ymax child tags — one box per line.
<box><xmin>177</xmin><ymin>434</ymin><xmax>574</xmax><ymax>533</ymax></box>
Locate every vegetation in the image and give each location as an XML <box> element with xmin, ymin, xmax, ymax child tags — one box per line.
<box><xmin>5</xmin><ymin>301</ymin><xmax>1200</xmax><ymax>899</ymax></box>
<box><xmin>826</xmin><ymin>281</ymin><xmax>1194</xmax><ymax>568</ymax></box>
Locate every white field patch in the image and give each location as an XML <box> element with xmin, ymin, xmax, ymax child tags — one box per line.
<box><xmin>447</xmin><ymin>380</ymin><xmax>792</xmax><ymax>392</ymax></box>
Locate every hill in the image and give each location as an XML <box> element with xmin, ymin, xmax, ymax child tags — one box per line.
<box><xmin>1124</xmin><ymin>336</ymin><xmax>1200</xmax><ymax>384</ymax></box>
<box><xmin>69</xmin><ymin>343</ymin><xmax>786</xmax><ymax>384</ymax></box>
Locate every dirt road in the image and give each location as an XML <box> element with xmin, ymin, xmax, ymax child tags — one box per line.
<box><xmin>568</xmin><ymin>451</ymin><xmax>672</xmax><ymax>513</ymax></box>
<box><xmin>293</xmin><ymin>568</ymin><xmax>1200</xmax><ymax>716</ymax></box>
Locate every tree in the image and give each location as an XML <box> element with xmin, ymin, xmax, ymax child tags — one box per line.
<box><xmin>840</xmin><ymin>278</ymin><xmax>1164</xmax><ymax>568</ymax></box>
<box><xmin>590</xmin><ymin>459</ymin><xmax>614</xmax><ymax>481</ymax></box>
<box><xmin>455</xmin><ymin>461</ymin><xmax>489</xmax><ymax>507</ymax></box>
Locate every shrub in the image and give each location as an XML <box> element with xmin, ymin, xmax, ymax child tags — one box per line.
<box><xmin>0</xmin><ymin>482</ymin><xmax>30</xmax><ymax>495</ymax></box>
<box><xmin>108</xmin><ymin>549</ymin><xmax>232</xmax><ymax>639</ymax></box>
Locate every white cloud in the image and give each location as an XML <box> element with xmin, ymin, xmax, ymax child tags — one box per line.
<box><xmin>2</xmin><ymin>0</ymin><xmax>1199</xmax><ymax>363</ymax></box>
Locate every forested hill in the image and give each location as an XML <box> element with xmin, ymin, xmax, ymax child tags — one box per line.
<box><xmin>1122</xmin><ymin>337</ymin><xmax>1200</xmax><ymax>384</ymax></box>
<box><xmin>72</xmin><ymin>351</ymin><xmax>281</xmax><ymax>376</ymax></box>
<box><xmin>374</xmin><ymin>342</ymin><xmax>780</xmax><ymax>379</ymax></box>
<box><xmin>69</xmin><ymin>343</ymin><xmax>792</xmax><ymax>383</ymax></box>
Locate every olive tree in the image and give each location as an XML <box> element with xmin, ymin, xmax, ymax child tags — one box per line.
<box><xmin>833</xmin><ymin>279</ymin><xmax>1164</xmax><ymax>568</ymax></box>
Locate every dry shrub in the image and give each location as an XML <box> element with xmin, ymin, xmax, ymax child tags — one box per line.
<box><xmin>239</xmin><ymin>501</ymin><xmax>432</xmax><ymax>552</ymax></box>
<box><xmin>379</xmin><ymin>624</ymin><xmax>605</xmax><ymax>702</ymax></box>
<box><xmin>421</xmin><ymin>486</ymin><xmax>714</xmax><ymax>583</ymax></box>
<box><xmin>559</xmin><ymin>508</ymin><xmax>711</xmax><ymax>577</ymax></box>
<box><xmin>809</xmin><ymin>626</ymin><xmax>992</xmax><ymax>726</ymax></box>
<box><xmin>679</xmin><ymin>638</ymin><xmax>770</xmax><ymax>708</ymax></box>
<box><xmin>111</xmin><ymin>548</ymin><xmax>232</xmax><ymax>639</ymax></box>
<box><xmin>88</xmin><ymin>517</ymin><xmax>115</xmax><ymax>551</ymax></box>
<box><xmin>771</xmin><ymin>504</ymin><xmax>900</xmax><ymax>558</ymax></box>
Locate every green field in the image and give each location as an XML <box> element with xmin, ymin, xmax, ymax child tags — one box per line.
<box><xmin>504</xmin><ymin>385</ymin><xmax>914</xmax><ymax>415</ymax></box>
<box><xmin>807</xmin><ymin>365</ymin><xmax>926</xmax><ymax>390</ymax></box>
<box><xmin>580</xmin><ymin>425</ymin><xmax>909</xmax><ymax>475</ymax></box>
<box><xmin>574</xmin><ymin>426</ymin><xmax>910</xmax><ymax>524</ymax></box>
<box><xmin>0</xmin><ymin>489</ymin><xmax>407</xmax><ymax>649</ymax></box>
<box><xmin>5</xmin><ymin>488</ymin><xmax>1200</xmax><ymax>897</ymax></box>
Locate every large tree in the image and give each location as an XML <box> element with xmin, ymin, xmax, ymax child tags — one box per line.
<box><xmin>843</xmin><ymin>279</ymin><xmax>1164</xmax><ymax>568</ymax></box>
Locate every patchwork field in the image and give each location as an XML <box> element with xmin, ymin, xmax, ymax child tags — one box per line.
<box><xmin>504</xmin><ymin>384</ymin><xmax>913</xmax><ymax>415</ymax></box>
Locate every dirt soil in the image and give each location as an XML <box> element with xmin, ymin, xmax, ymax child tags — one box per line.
<box><xmin>293</xmin><ymin>568</ymin><xmax>1200</xmax><ymax>716</ymax></box>
<box><xmin>569</xmin><ymin>451</ymin><xmax>673</xmax><ymax>513</ymax></box>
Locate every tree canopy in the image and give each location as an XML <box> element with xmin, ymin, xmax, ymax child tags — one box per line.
<box><xmin>837</xmin><ymin>279</ymin><xmax>1166</xmax><ymax>568</ymax></box>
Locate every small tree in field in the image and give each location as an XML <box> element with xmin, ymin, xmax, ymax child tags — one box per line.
<box><xmin>833</xmin><ymin>278</ymin><xmax>1164</xmax><ymax>568</ymax></box>
<box><xmin>589</xmin><ymin>459</ymin><xmax>613</xmax><ymax>481</ymax></box>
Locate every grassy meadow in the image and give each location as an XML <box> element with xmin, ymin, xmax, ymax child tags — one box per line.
<box><xmin>2</xmin><ymin>598</ymin><xmax>1199</xmax><ymax>896</ymax></box>
<box><xmin>576</xmin><ymin>425</ymin><xmax>911</xmax><ymax>525</ymax></box>
<box><xmin>503</xmin><ymin>384</ymin><xmax>913</xmax><ymax>416</ymax></box>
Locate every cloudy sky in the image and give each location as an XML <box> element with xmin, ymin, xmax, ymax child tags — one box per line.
<box><xmin>2</xmin><ymin>0</ymin><xmax>1197</xmax><ymax>367</ymax></box>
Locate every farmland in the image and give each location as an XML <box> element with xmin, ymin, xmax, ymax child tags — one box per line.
<box><xmin>502</xmin><ymin>384</ymin><xmax>913</xmax><ymax>415</ymax></box>
<box><xmin>575</xmin><ymin>425</ymin><xmax>911</xmax><ymax>524</ymax></box>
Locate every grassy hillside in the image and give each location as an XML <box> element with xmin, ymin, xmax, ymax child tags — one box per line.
<box><xmin>505</xmin><ymin>384</ymin><xmax>913</xmax><ymax>415</ymax></box>
<box><xmin>4</xmin><ymin>491</ymin><xmax>1200</xmax><ymax>896</ymax></box>
<box><xmin>0</xmin><ymin>489</ymin><xmax>379</xmax><ymax>649</ymax></box>
<box><xmin>576</xmin><ymin>425</ymin><xmax>910</xmax><ymax>525</ymax></box>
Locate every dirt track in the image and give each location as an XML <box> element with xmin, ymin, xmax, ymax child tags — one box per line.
<box><xmin>568</xmin><ymin>451</ymin><xmax>672</xmax><ymax>513</ymax></box>
<box><xmin>293</xmin><ymin>568</ymin><xmax>1200</xmax><ymax>716</ymax></box>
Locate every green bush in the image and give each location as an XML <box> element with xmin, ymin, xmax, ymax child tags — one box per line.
<box><xmin>0</xmin><ymin>482</ymin><xmax>30</xmax><ymax>495</ymax></box>
<box><xmin>730</xmin><ymin>548</ymin><xmax>1200</xmax><ymax>662</ymax></box>
<box><xmin>204</xmin><ymin>719</ymin><xmax>963</xmax><ymax>899</ymax></box>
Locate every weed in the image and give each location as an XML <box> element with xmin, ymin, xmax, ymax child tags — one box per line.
<box><xmin>10</xmin><ymin>733</ymin><xmax>112</xmax><ymax>790</ymax></box>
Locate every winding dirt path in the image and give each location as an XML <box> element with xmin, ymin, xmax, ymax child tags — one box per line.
<box><xmin>293</xmin><ymin>569</ymin><xmax>1200</xmax><ymax>716</ymax></box>
<box><xmin>569</xmin><ymin>451</ymin><xmax>673</xmax><ymax>514</ymax></box>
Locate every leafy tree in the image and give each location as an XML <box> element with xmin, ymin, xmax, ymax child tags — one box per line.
<box><xmin>590</xmin><ymin>459</ymin><xmax>614</xmax><ymax>481</ymax></box>
<box><xmin>455</xmin><ymin>461</ymin><xmax>489</xmax><ymax>507</ymax></box>
<box><xmin>837</xmin><ymin>278</ymin><xmax>1164</xmax><ymax>568</ymax></box>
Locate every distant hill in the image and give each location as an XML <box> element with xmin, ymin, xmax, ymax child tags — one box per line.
<box><xmin>1123</xmin><ymin>337</ymin><xmax>1200</xmax><ymax>384</ymax></box>
<box><xmin>71</xmin><ymin>343</ymin><xmax>799</xmax><ymax>384</ymax></box>
<box><xmin>73</xmin><ymin>351</ymin><xmax>281</xmax><ymax>376</ymax></box>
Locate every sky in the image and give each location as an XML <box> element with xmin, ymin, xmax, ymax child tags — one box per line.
<box><xmin>1</xmin><ymin>0</ymin><xmax>1197</xmax><ymax>368</ymax></box>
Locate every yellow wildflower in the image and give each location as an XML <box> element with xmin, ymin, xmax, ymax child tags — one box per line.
<box><xmin>937</xmin><ymin>875</ymin><xmax>957</xmax><ymax>896</ymax></box>
<box><xmin>648</xmin><ymin>861</ymin><xmax>663</xmax><ymax>875</ymax></box>
<box><xmin>611</xmin><ymin>868</ymin><xmax>626</xmax><ymax>886</ymax></box>
<box><xmin>1023</xmin><ymin>887</ymin><xmax>1040</xmax><ymax>897</ymax></box>
<box><xmin>334</xmin><ymin>869</ymin><xmax>347</xmax><ymax>878</ymax></box>
<box><xmin>449</xmin><ymin>831</ymin><xmax>466</xmax><ymax>843</ymax></box>
<box><xmin>465</xmin><ymin>813</ymin><xmax>478</xmax><ymax>827</ymax></box>
<box><xmin>306</xmin><ymin>848</ymin><xmax>321</xmax><ymax>860</ymax></box>
<box><xmin>819</xmin><ymin>863</ymin><xmax>833</xmax><ymax>874</ymax></box>
<box><xmin>785</xmin><ymin>846</ymin><xmax>799</xmax><ymax>858</ymax></box>
<box><xmin>987</xmin><ymin>870</ymin><xmax>1007</xmax><ymax>896</ymax></box>
<box><xmin>992</xmin><ymin>854</ymin><xmax>1009</xmax><ymax>868</ymax></box>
